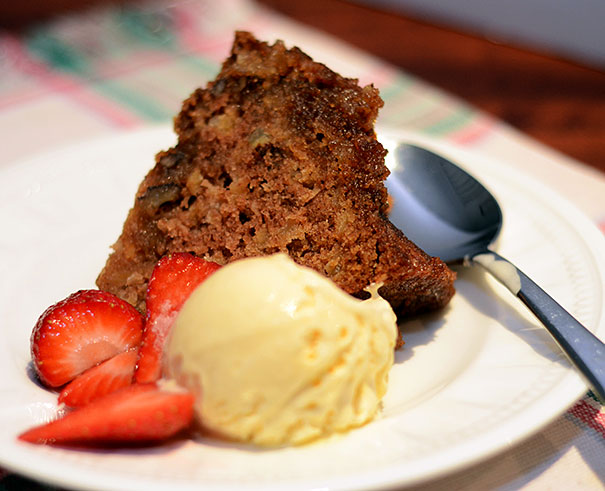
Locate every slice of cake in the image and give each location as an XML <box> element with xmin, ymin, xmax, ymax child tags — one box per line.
<box><xmin>97</xmin><ymin>31</ymin><xmax>455</xmax><ymax>317</ymax></box>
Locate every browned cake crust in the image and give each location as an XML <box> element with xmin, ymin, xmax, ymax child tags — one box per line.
<box><xmin>96</xmin><ymin>31</ymin><xmax>455</xmax><ymax>317</ymax></box>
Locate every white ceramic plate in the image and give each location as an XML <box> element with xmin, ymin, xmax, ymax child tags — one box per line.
<box><xmin>1</xmin><ymin>126</ymin><xmax>604</xmax><ymax>490</ymax></box>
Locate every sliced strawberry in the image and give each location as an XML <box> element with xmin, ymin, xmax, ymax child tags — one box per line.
<box><xmin>31</xmin><ymin>290</ymin><xmax>143</xmax><ymax>388</ymax></box>
<box><xmin>58</xmin><ymin>349</ymin><xmax>138</xmax><ymax>408</ymax></box>
<box><xmin>135</xmin><ymin>253</ymin><xmax>220</xmax><ymax>384</ymax></box>
<box><xmin>19</xmin><ymin>384</ymin><xmax>195</xmax><ymax>445</ymax></box>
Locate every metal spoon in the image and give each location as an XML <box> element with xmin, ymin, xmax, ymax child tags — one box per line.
<box><xmin>386</xmin><ymin>143</ymin><xmax>605</xmax><ymax>401</ymax></box>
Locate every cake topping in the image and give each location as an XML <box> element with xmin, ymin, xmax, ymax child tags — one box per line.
<box><xmin>30</xmin><ymin>289</ymin><xmax>143</xmax><ymax>388</ymax></box>
<box><xmin>135</xmin><ymin>252</ymin><xmax>221</xmax><ymax>384</ymax></box>
<box><xmin>165</xmin><ymin>253</ymin><xmax>398</xmax><ymax>446</ymax></box>
<box><xmin>58</xmin><ymin>349</ymin><xmax>138</xmax><ymax>408</ymax></box>
<box><xmin>19</xmin><ymin>384</ymin><xmax>194</xmax><ymax>445</ymax></box>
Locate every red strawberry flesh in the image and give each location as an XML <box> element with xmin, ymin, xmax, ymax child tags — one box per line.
<box><xmin>31</xmin><ymin>290</ymin><xmax>143</xmax><ymax>388</ymax></box>
<box><xmin>135</xmin><ymin>253</ymin><xmax>220</xmax><ymax>384</ymax></box>
<box><xmin>59</xmin><ymin>349</ymin><xmax>138</xmax><ymax>408</ymax></box>
<box><xmin>19</xmin><ymin>384</ymin><xmax>195</xmax><ymax>445</ymax></box>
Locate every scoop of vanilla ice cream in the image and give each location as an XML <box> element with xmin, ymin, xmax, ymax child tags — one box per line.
<box><xmin>165</xmin><ymin>253</ymin><xmax>398</xmax><ymax>446</ymax></box>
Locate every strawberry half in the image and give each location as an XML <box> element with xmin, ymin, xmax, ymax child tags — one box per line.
<box><xmin>135</xmin><ymin>253</ymin><xmax>220</xmax><ymax>384</ymax></box>
<box><xmin>19</xmin><ymin>384</ymin><xmax>195</xmax><ymax>445</ymax></box>
<box><xmin>31</xmin><ymin>290</ymin><xmax>143</xmax><ymax>388</ymax></box>
<box><xmin>58</xmin><ymin>349</ymin><xmax>138</xmax><ymax>408</ymax></box>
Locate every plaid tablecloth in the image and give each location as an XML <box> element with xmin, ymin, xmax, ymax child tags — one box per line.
<box><xmin>1</xmin><ymin>0</ymin><xmax>604</xmax><ymax>488</ymax></box>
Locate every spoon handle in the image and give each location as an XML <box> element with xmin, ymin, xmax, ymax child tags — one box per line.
<box><xmin>471</xmin><ymin>250</ymin><xmax>605</xmax><ymax>402</ymax></box>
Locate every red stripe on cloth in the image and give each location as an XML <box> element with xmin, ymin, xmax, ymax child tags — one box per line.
<box><xmin>450</xmin><ymin>114</ymin><xmax>495</xmax><ymax>146</ymax></box>
<box><xmin>171</xmin><ymin>5</ymin><xmax>232</xmax><ymax>60</ymax></box>
<box><xmin>568</xmin><ymin>398</ymin><xmax>605</xmax><ymax>438</ymax></box>
<box><xmin>0</xmin><ymin>35</ymin><xmax>140</xmax><ymax>128</ymax></box>
<box><xmin>87</xmin><ymin>51</ymin><xmax>174</xmax><ymax>82</ymax></box>
<box><xmin>359</xmin><ymin>64</ymin><xmax>397</xmax><ymax>90</ymax></box>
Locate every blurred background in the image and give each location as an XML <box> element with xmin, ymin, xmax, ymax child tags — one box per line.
<box><xmin>2</xmin><ymin>0</ymin><xmax>604</xmax><ymax>171</ymax></box>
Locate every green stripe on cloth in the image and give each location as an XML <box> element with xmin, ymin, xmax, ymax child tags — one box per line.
<box><xmin>181</xmin><ymin>55</ymin><xmax>221</xmax><ymax>79</ymax></box>
<box><xmin>26</xmin><ymin>31</ymin><xmax>172</xmax><ymax>121</ymax></box>
<box><xmin>379</xmin><ymin>73</ymin><xmax>413</xmax><ymax>102</ymax></box>
<box><xmin>91</xmin><ymin>80</ymin><xmax>173</xmax><ymax>120</ymax></box>
<box><xmin>115</xmin><ymin>8</ymin><xmax>177</xmax><ymax>48</ymax></box>
<box><xmin>587</xmin><ymin>390</ymin><xmax>602</xmax><ymax>403</ymax></box>
<box><xmin>27</xmin><ymin>31</ymin><xmax>89</xmax><ymax>73</ymax></box>
<box><xmin>423</xmin><ymin>106</ymin><xmax>474</xmax><ymax>136</ymax></box>
<box><xmin>379</xmin><ymin>97</ymin><xmax>437</xmax><ymax>128</ymax></box>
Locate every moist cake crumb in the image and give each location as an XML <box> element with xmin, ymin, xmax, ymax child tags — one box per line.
<box><xmin>96</xmin><ymin>31</ymin><xmax>456</xmax><ymax>318</ymax></box>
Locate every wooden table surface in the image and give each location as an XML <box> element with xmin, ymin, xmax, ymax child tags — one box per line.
<box><xmin>260</xmin><ymin>0</ymin><xmax>605</xmax><ymax>174</ymax></box>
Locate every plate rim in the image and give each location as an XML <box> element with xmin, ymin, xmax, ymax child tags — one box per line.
<box><xmin>0</xmin><ymin>124</ymin><xmax>604</xmax><ymax>490</ymax></box>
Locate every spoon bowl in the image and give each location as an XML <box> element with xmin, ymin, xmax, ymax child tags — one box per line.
<box><xmin>386</xmin><ymin>142</ymin><xmax>605</xmax><ymax>401</ymax></box>
<box><xmin>386</xmin><ymin>144</ymin><xmax>502</xmax><ymax>263</ymax></box>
